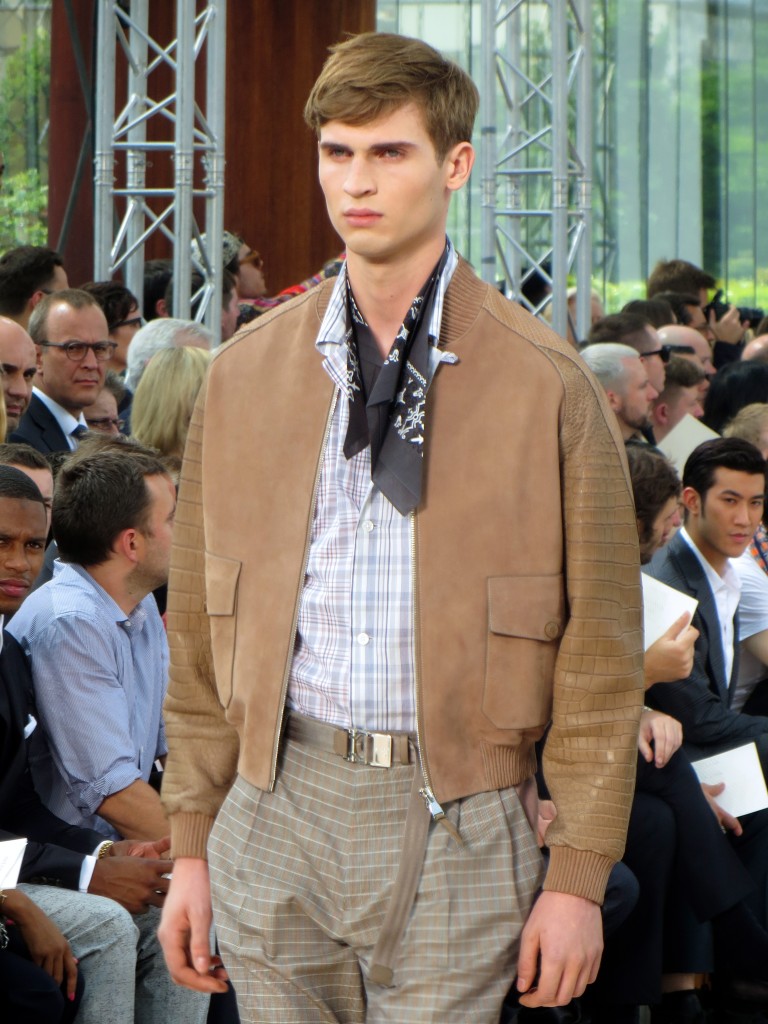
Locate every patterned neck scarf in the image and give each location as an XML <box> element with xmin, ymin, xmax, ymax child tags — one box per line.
<box><xmin>343</xmin><ymin>246</ymin><xmax>449</xmax><ymax>515</ymax></box>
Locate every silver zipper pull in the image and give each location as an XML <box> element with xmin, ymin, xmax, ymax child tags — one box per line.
<box><xmin>419</xmin><ymin>786</ymin><xmax>465</xmax><ymax>846</ymax></box>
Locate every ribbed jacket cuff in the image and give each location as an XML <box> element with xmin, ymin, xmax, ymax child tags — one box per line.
<box><xmin>542</xmin><ymin>847</ymin><xmax>615</xmax><ymax>905</ymax></box>
<box><xmin>170</xmin><ymin>813</ymin><xmax>216</xmax><ymax>860</ymax></box>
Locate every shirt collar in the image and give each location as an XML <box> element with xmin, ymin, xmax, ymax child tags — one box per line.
<box><xmin>679</xmin><ymin>526</ymin><xmax>741</xmax><ymax>597</ymax></box>
<box><xmin>33</xmin><ymin>386</ymin><xmax>87</xmax><ymax>435</ymax></box>
<box><xmin>316</xmin><ymin>239</ymin><xmax>460</xmax><ymax>393</ymax></box>
<box><xmin>54</xmin><ymin>561</ymin><xmax>148</xmax><ymax>633</ymax></box>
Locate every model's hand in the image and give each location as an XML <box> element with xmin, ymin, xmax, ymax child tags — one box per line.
<box><xmin>644</xmin><ymin>613</ymin><xmax>698</xmax><ymax>686</ymax></box>
<box><xmin>88</xmin><ymin>855</ymin><xmax>173</xmax><ymax>913</ymax></box>
<box><xmin>4</xmin><ymin>889</ymin><xmax>78</xmax><ymax>999</ymax></box>
<box><xmin>158</xmin><ymin>857</ymin><xmax>229</xmax><ymax>994</ymax></box>
<box><xmin>637</xmin><ymin>709</ymin><xmax>682</xmax><ymax>768</ymax></box>
<box><xmin>111</xmin><ymin>836</ymin><xmax>171</xmax><ymax>859</ymax></box>
<box><xmin>701</xmin><ymin>781</ymin><xmax>742</xmax><ymax>836</ymax></box>
<box><xmin>709</xmin><ymin>304</ymin><xmax>747</xmax><ymax>345</ymax></box>
<box><xmin>516</xmin><ymin>891</ymin><xmax>602</xmax><ymax>1007</ymax></box>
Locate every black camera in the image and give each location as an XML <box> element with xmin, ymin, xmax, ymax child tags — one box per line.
<box><xmin>704</xmin><ymin>289</ymin><xmax>764</xmax><ymax>331</ymax></box>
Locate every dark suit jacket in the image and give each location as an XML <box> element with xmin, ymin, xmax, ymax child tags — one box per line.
<box><xmin>644</xmin><ymin>531</ymin><xmax>768</xmax><ymax>755</ymax></box>
<box><xmin>0</xmin><ymin>632</ymin><xmax>103</xmax><ymax>887</ymax></box>
<box><xmin>11</xmin><ymin>393</ymin><xmax>72</xmax><ymax>454</ymax></box>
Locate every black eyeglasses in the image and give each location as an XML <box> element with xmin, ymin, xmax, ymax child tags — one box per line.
<box><xmin>85</xmin><ymin>416</ymin><xmax>125</xmax><ymax>431</ymax></box>
<box><xmin>109</xmin><ymin>315</ymin><xmax>144</xmax><ymax>331</ymax></box>
<box><xmin>641</xmin><ymin>346</ymin><xmax>676</xmax><ymax>364</ymax></box>
<box><xmin>38</xmin><ymin>340</ymin><xmax>117</xmax><ymax>362</ymax></box>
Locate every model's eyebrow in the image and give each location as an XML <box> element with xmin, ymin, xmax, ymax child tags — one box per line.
<box><xmin>319</xmin><ymin>140</ymin><xmax>417</xmax><ymax>154</ymax></box>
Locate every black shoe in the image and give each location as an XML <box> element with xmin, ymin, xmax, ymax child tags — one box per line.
<box><xmin>715</xmin><ymin>975</ymin><xmax>768</xmax><ymax>1011</ymax></box>
<box><xmin>651</xmin><ymin>989</ymin><xmax>706</xmax><ymax>1024</ymax></box>
<box><xmin>515</xmin><ymin>1003</ymin><xmax>583</xmax><ymax>1024</ymax></box>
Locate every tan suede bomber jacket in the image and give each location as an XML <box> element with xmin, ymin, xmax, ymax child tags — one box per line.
<box><xmin>162</xmin><ymin>260</ymin><xmax>645</xmax><ymax>905</ymax></box>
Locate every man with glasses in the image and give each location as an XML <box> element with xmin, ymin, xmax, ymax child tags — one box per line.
<box><xmin>11</xmin><ymin>289</ymin><xmax>114</xmax><ymax>454</ymax></box>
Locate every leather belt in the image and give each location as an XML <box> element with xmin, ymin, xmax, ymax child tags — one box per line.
<box><xmin>286</xmin><ymin>710</ymin><xmax>417</xmax><ymax>768</ymax></box>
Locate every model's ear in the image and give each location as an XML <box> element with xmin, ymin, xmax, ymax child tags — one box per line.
<box><xmin>444</xmin><ymin>141</ymin><xmax>475</xmax><ymax>192</ymax></box>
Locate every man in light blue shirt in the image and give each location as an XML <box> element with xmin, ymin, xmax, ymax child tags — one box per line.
<box><xmin>9</xmin><ymin>435</ymin><xmax>175</xmax><ymax>841</ymax></box>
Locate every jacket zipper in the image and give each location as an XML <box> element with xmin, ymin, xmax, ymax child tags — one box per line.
<box><xmin>268</xmin><ymin>389</ymin><xmax>338</xmax><ymax>789</ymax></box>
<box><xmin>411</xmin><ymin>510</ymin><xmax>462</xmax><ymax>843</ymax></box>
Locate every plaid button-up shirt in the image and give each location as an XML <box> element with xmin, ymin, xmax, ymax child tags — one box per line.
<box><xmin>286</xmin><ymin>244</ymin><xmax>458</xmax><ymax>732</ymax></box>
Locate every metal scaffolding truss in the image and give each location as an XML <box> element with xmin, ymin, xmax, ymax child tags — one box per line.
<box><xmin>479</xmin><ymin>0</ymin><xmax>592</xmax><ymax>341</ymax></box>
<box><xmin>93</xmin><ymin>0</ymin><xmax>226</xmax><ymax>344</ymax></box>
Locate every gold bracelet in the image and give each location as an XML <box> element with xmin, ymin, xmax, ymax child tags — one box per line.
<box><xmin>97</xmin><ymin>841</ymin><xmax>115</xmax><ymax>859</ymax></box>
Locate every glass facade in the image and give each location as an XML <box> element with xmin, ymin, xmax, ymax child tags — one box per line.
<box><xmin>378</xmin><ymin>0</ymin><xmax>768</xmax><ymax>313</ymax></box>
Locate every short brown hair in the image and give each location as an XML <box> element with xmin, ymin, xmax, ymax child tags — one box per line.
<box><xmin>625</xmin><ymin>444</ymin><xmax>681</xmax><ymax>560</ymax></box>
<box><xmin>656</xmin><ymin>355</ymin><xmax>705</xmax><ymax>402</ymax></box>
<box><xmin>647</xmin><ymin>259</ymin><xmax>716</xmax><ymax>299</ymax></box>
<box><xmin>303</xmin><ymin>32</ymin><xmax>479</xmax><ymax>162</ymax></box>
<box><xmin>52</xmin><ymin>435</ymin><xmax>168</xmax><ymax>567</ymax></box>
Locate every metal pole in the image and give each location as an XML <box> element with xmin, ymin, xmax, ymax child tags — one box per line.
<box><xmin>550</xmin><ymin>0</ymin><xmax>569</xmax><ymax>339</ymax></box>
<box><xmin>173</xmin><ymin>1</ymin><xmax>195</xmax><ymax>320</ymax></box>
<box><xmin>203</xmin><ymin>0</ymin><xmax>226</xmax><ymax>346</ymax></box>
<box><xmin>125</xmin><ymin>0</ymin><xmax>149</xmax><ymax>303</ymax></box>
<box><xmin>93</xmin><ymin>0</ymin><xmax>116</xmax><ymax>279</ymax></box>
<box><xmin>575</xmin><ymin>0</ymin><xmax>593</xmax><ymax>344</ymax></box>
<box><xmin>480</xmin><ymin>0</ymin><xmax>497</xmax><ymax>285</ymax></box>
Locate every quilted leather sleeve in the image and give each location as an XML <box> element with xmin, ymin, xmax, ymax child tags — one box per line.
<box><xmin>540</xmin><ymin>350</ymin><xmax>645</xmax><ymax>903</ymax></box>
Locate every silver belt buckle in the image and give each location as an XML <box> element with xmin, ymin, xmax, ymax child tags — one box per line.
<box><xmin>344</xmin><ymin>728</ymin><xmax>392</xmax><ymax>767</ymax></box>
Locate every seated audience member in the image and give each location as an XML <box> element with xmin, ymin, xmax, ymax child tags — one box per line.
<box><xmin>0</xmin><ymin>246</ymin><xmax>69</xmax><ymax>329</ymax></box>
<box><xmin>124</xmin><ymin>317</ymin><xmax>210</xmax><ymax>394</ymax></box>
<box><xmin>9</xmin><ymin>437</ymin><xmax>175</xmax><ymax>842</ymax></box>
<box><xmin>645</xmin><ymin>440</ymin><xmax>768</xmax><ymax>938</ymax></box>
<box><xmin>191</xmin><ymin>230</ymin><xmax>267</xmax><ymax>303</ymax></box>
<box><xmin>622</xmin><ymin>297</ymin><xmax>676</xmax><ymax>329</ymax></box>
<box><xmin>81</xmin><ymin>282</ymin><xmax>142</xmax><ymax>374</ymax></box>
<box><xmin>165</xmin><ymin>269</ymin><xmax>239</xmax><ymax>343</ymax></box>
<box><xmin>142</xmin><ymin>259</ymin><xmax>172</xmax><ymax>321</ymax></box>
<box><xmin>0</xmin><ymin>316</ymin><xmax>38</xmax><ymax>435</ymax></box>
<box><xmin>85</xmin><ymin>371</ymin><xmax>125</xmax><ymax>435</ymax></box>
<box><xmin>649</xmin><ymin>357</ymin><xmax>705</xmax><ymax>444</ymax></box>
<box><xmin>130</xmin><ymin>346</ymin><xmax>210</xmax><ymax>460</ymax></box>
<box><xmin>742</xmin><ymin>335</ymin><xmax>768</xmax><ymax>364</ymax></box>
<box><xmin>13</xmin><ymin>290</ymin><xmax>111</xmax><ymax>454</ymax></box>
<box><xmin>0</xmin><ymin>464</ymin><xmax>207</xmax><ymax>1024</ymax></box>
<box><xmin>595</xmin><ymin>444</ymin><xmax>768</xmax><ymax>1022</ymax></box>
<box><xmin>587</xmin><ymin>311</ymin><xmax>667</xmax><ymax>394</ymax></box>
<box><xmin>702</xmin><ymin>360</ymin><xmax>768</xmax><ymax>434</ymax></box>
<box><xmin>580</xmin><ymin>343</ymin><xmax>658</xmax><ymax>441</ymax></box>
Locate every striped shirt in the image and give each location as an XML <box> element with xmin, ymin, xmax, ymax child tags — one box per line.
<box><xmin>8</xmin><ymin>561</ymin><xmax>168</xmax><ymax>839</ymax></box>
<box><xmin>286</xmin><ymin>243</ymin><xmax>458</xmax><ymax>733</ymax></box>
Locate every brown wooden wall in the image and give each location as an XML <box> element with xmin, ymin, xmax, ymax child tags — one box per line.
<box><xmin>48</xmin><ymin>0</ymin><xmax>375</xmax><ymax>292</ymax></box>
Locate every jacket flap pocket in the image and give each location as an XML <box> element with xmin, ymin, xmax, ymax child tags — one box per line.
<box><xmin>488</xmin><ymin>575</ymin><xmax>565</xmax><ymax>641</ymax></box>
<box><xmin>205</xmin><ymin>552</ymin><xmax>242</xmax><ymax>616</ymax></box>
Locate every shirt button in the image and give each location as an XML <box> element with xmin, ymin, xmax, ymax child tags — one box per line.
<box><xmin>356</xmin><ymin>632</ymin><xmax>371</xmax><ymax>646</ymax></box>
<box><xmin>362</xmin><ymin>520</ymin><xmax>375</xmax><ymax>533</ymax></box>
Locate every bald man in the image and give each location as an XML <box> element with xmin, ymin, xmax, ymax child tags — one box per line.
<box><xmin>658</xmin><ymin>324</ymin><xmax>714</xmax><ymax>397</ymax></box>
<box><xmin>0</xmin><ymin>317</ymin><xmax>38</xmax><ymax>435</ymax></box>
